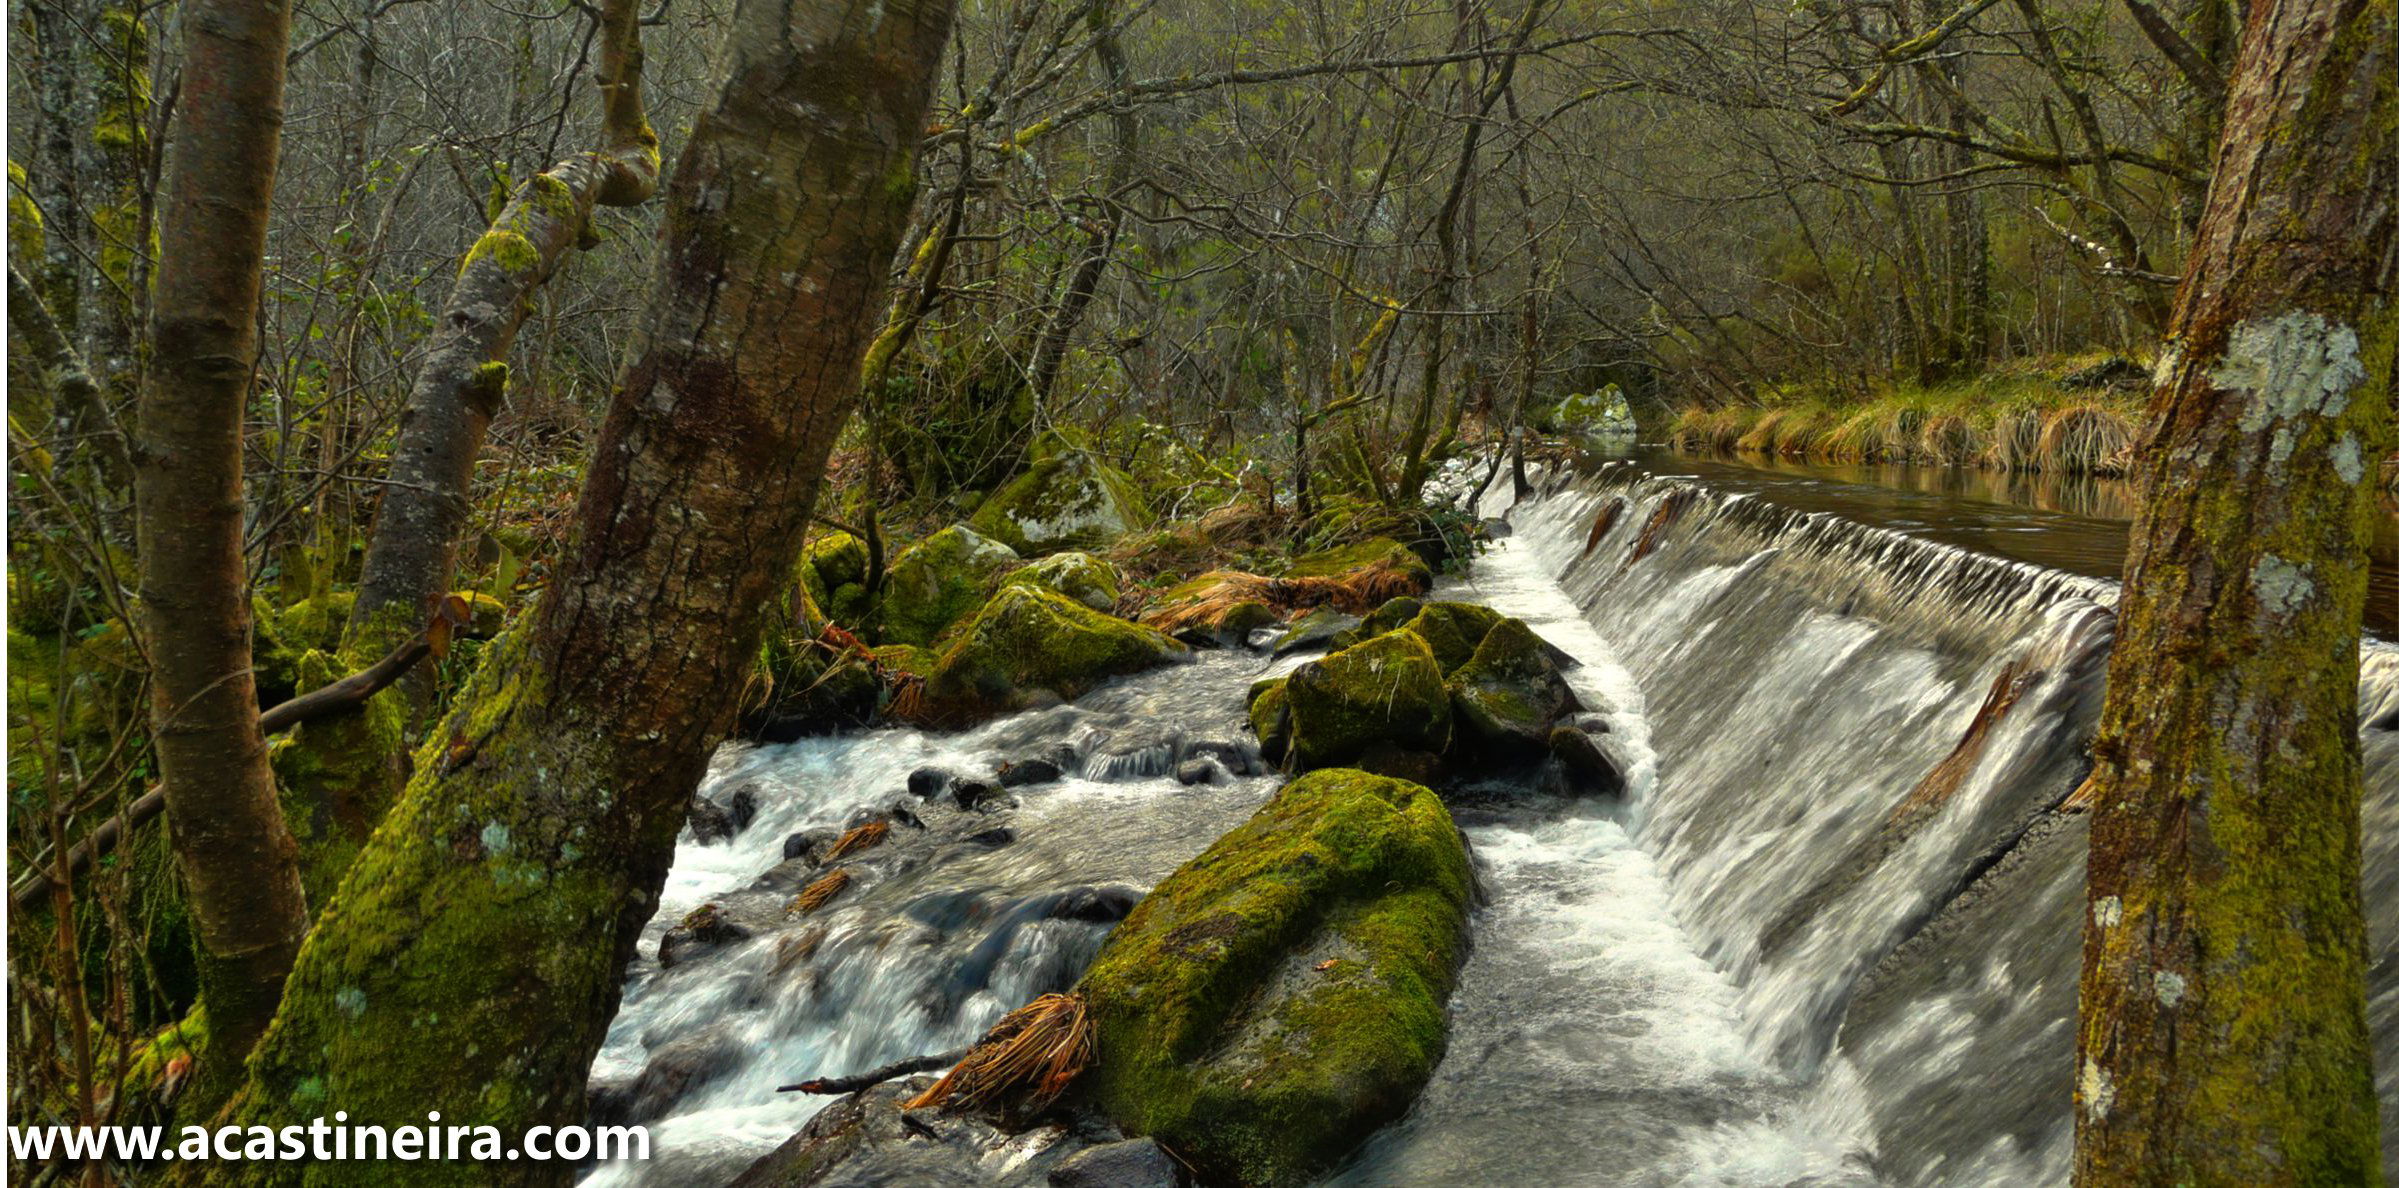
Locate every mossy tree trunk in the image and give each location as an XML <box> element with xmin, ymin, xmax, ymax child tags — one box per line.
<box><xmin>345</xmin><ymin>0</ymin><xmax>661</xmax><ymax>685</ymax></box>
<box><xmin>131</xmin><ymin>0</ymin><xmax>310</xmax><ymax>1100</ymax></box>
<box><xmin>2075</xmin><ymin>0</ymin><xmax>2394</xmax><ymax>1180</ymax></box>
<box><xmin>220</xmin><ymin>1</ymin><xmax>958</xmax><ymax>1178</ymax></box>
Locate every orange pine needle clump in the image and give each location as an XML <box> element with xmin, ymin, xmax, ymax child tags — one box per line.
<box><xmin>826</xmin><ymin>820</ymin><xmax>889</xmax><ymax>861</ymax></box>
<box><xmin>792</xmin><ymin>868</ymin><xmax>852</xmax><ymax>915</ymax></box>
<box><xmin>902</xmin><ymin>992</ymin><xmax>1093</xmax><ymax>1114</ymax></box>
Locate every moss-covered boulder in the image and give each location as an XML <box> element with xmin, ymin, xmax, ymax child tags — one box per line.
<box><xmin>919</xmin><ymin>586</ymin><xmax>1185</xmax><ymax>726</ymax></box>
<box><xmin>1536</xmin><ymin>384</ymin><xmax>1635</xmax><ymax>437</ymax></box>
<box><xmin>1331</xmin><ymin>595</ymin><xmax>1425</xmax><ymax>650</ymax></box>
<box><xmin>1447</xmin><ymin>618</ymin><xmax>1580</xmax><ymax>762</ymax></box>
<box><xmin>802</xmin><ymin>531</ymin><xmax>875</xmax><ymax>625</ymax></box>
<box><xmin>1401</xmin><ymin>601</ymin><xmax>1504</xmax><ymax>674</ymax></box>
<box><xmin>1248</xmin><ymin>677</ymin><xmax>1292</xmax><ymax>765</ymax></box>
<box><xmin>1078</xmin><ymin>769</ymin><xmax>1473</xmax><ymax>1186</ymax></box>
<box><xmin>969</xmin><ymin>448</ymin><xmax>1152</xmax><ymax>556</ymax></box>
<box><xmin>251</xmin><ymin>591</ymin><xmax>355</xmax><ymax>702</ymax></box>
<box><xmin>1282</xmin><ymin>630</ymin><xmax>1451</xmax><ymax>774</ymax></box>
<box><xmin>1002</xmin><ymin>550</ymin><xmax>1123</xmax><ymax>612</ymax></box>
<box><xmin>875</xmin><ymin>525</ymin><xmax>1021</xmax><ymax>647</ymax></box>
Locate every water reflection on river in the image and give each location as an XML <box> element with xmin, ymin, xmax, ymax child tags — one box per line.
<box><xmin>1607</xmin><ymin>443</ymin><xmax>2399</xmax><ymax>638</ymax></box>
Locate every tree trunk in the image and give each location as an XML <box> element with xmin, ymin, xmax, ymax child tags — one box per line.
<box><xmin>2075</xmin><ymin>0</ymin><xmax>2394</xmax><ymax>1180</ymax></box>
<box><xmin>225</xmin><ymin>0</ymin><xmax>958</xmax><ymax>1170</ymax></box>
<box><xmin>344</xmin><ymin>0</ymin><xmax>660</xmax><ymax>679</ymax></box>
<box><xmin>131</xmin><ymin>0</ymin><xmax>309</xmax><ymax>1098</ymax></box>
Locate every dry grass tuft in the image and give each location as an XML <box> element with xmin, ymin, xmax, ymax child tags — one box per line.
<box><xmin>1819</xmin><ymin>409</ymin><xmax>1888</xmax><ymax>462</ymax></box>
<box><xmin>1141</xmin><ymin>557</ymin><xmax>1424</xmax><ymax>634</ymax></box>
<box><xmin>793</xmin><ymin>868</ymin><xmax>852</xmax><ymax>915</ymax></box>
<box><xmin>826</xmin><ymin>820</ymin><xmax>889</xmax><ymax>861</ymax></box>
<box><xmin>1981</xmin><ymin>409</ymin><xmax>2042</xmax><ymax>471</ymax></box>
<box><xmin>1917</xmin><ymin>414</ymin><xmax>1981</xmax><ymax>465</ymax></box>
<box><xmin>2036</xmin><ymin>405</ymin><xmax>2134</xmax><ymax>475</ymax></box>
<box><xmin>903</xmin><ymin>992</ymin><xmax>1093</xmax><ymax>1114</ymax></box>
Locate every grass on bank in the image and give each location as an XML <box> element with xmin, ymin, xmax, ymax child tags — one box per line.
<box><xmin>1667</xmin><ymin>355</ymin><xmax>2148</xmax><ymax>476</ymax></box>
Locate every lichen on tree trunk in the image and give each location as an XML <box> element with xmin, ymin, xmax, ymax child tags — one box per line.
<box><xmin>2074</xmin><ymin>0</ymin><xmax>2395</xmax><ymax>1181</ymax></box>
<box><xmin>213</xmin><ymin>1</ymin><xmax>961</xmax><ymax>1181</ymax></box>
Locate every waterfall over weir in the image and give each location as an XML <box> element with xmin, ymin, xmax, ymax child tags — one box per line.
<box><xmin>1498</xmin><ymin>461</ymin><xmax>2399</xmax><ymax>1185</ymax></box>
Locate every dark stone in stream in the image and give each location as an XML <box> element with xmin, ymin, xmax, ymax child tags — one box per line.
<box><xmin>907</xmin><ymin>766</ymin><xmax>956</xmax><ymax>799</ymax></box>
<box><xmin>1477</xmin><ymin>517</ymin><xmax>1513</xmax><ymax>539</ymax></box>
<box><xmin>728</xmin><ymin>1077</ymin><xmax>1094</xmax><ymax>1188</ymax></box>
<box><xmin>658</xmin><ymin>903</ymin><xmax>750</xmax><ymax>969</ymax></box>
<box><xmin>998</xmin><ymin>757</ymin><xmax>1064</xmax><ymax>787</ymax></box>
<box><xmin>1550</xmin><ymin>726</ymin><xmax>1627</xmax><ymax>796</ymax></box>
<box><xmin>622</xmin><ymin>1025</ymin><xmax>744</xmax><ymax>1124</ymax></box>
<box><xmin>1182</xmin><ymin>738</ymin><xmax>1258</xmax><ymax>776</ymax></box>
<box><xmin>1048</xmin><ymin>1138</ymin><xmax>1182</xmax><ymax>1187</ymax></box>
<box><xmin>886</xmin><ymin>801</ymin><xmax>926</xmax><ymax>830</ymax></box>
<box><xmin>1270</xmin><ymin>606</ymin><xmax>1362</xmax><ymax>659</ymax></box>
<box><xmin>952</xmin><ymin>778</ymin><xmax>1012</xmax><ymax>812</ymax></box>
<box><xmin>1176</xmin><ymin>757</ymin><xmax>1230</xmax><ymax>786</ymax></box>
<box><xmin>781</xmin><ymin>832</ymin><xmax>820</xmax><ymax>864</ymax></box>
<box><xmin>965</xmin><ymin>826</ymin><xmax>1017</xmax><ymax>848</ymax></box>
<box><xmin>687</xmin><ymin>788</ymin><xmax>757</xmax><ymax>844</ymax></box>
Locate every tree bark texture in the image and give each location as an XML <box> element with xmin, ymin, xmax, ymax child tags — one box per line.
<box><xmin>223</xmin><ymin>2</ymin><xmax>960</xmax><ymax>1180</ymax></box>
<box><xmin>130</xmin><ymin>0</ymin><xmax>310</xmax><ymax>1096</ymax></box>
<box><xmin>2075</xmin><ymin>0</ymin><xmax>2395</xmax><ymax>1180</ymax></box>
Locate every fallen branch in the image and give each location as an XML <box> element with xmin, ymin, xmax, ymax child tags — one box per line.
<box><xmin>8</xmin><ymin>631</ymin><xmax>434</xmax><ymax>912</ymax></box>
<box><xmin>776</xmin><ymin>1047</ymin><xmax>970</xmax><ymax>1095</ymax></box>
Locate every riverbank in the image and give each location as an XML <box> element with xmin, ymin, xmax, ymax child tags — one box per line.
<box><xmin>1663</xmin><ymin>357</ymin><xmax>2147</xmax><ymax>477</ymax></box>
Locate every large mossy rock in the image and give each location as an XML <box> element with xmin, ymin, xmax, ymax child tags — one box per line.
<box><xmin>875</xmin><ymin>525</ymin><xmax>1021</xmax><ymax>647</ymax></box>
<box><xmin>1001</xmin><ymin>550</ymin><xmax>1123</xmax><ymax>611</ymax></box>
<box><xmin>969</xmin><ymin>448</ymin><xmax>1152</xmax><ymax>556</ymax></box>
<box><xmin>1248</xmin><ymin>677</ymin><xmax>1292</xmax><ymax>765</ymax></box>
<box><xmin>919</xmin><ymin>585</ymin><xmax>1184</xmax><ymax>725</ymax></box>
<box><xmin>1282</xmin><ymin>630</ymin><xmax>1451</xmax><ymax>774</ymax></box>
<box><xmin>1078</xmin><ymin>769</ymin><xmax>1473</xmax><ymax>1187</ymax></box>
<box><xmin>1447</xmin><ymin>617</ymin><xmax>1579</xmax><ymax>761</ymax></box>
<box><xmin>1399</xmin><ymin>601</ymin><xmax>1503</xmax><ymax>674</ymax></box>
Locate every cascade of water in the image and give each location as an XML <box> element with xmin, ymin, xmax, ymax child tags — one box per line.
<box><xmin>1497</xmin><ymin>462</ymin><xmax>2399</xmax><ymax>1185</ymax></box>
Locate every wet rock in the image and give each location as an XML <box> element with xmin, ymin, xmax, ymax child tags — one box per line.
<box><xmin>659</xmin><ymin>903</ymin><xmax>751</xmax><ymax>969</ymax></box>
<box><xmin>1399</xmin><ymin>601</ymin><xmax>1506</xmax><ymax>674</ymax></box>
<box><xmin>1550</xmin><ymin>725</ymin><xmax>1627</xmax><ymax>796</ymax></box>
<box><xmin>998</xmin><ymin>757</ymin><xmax>1064</xmax><ymax>787</ymax></box>
<box><xmin>908</xmin><ymin>766</ymin><xmax>957</xmax><ymax>799</ymax></box>
<box><xmin>623</xmin><ymin>1025</ymin><xmax>745</xmax><ymax>1123</ymax></box>
<box><xmin>1176</xmin><ymin>756</ymin><xmax>1230</xmax><ymax>786</ymax></box>
<box><xmin>1330</xmin><ymin>595</ymin><xmax>1423</xmax><ymax>650</ymax></box>
<box><xmin>782</xmin><ymin>830</ymin><xmax>827</xmax><ymax>864</ymax></box>
<box><xmin>952</xmin><ymin>778</ymin><xmax>1012</xmax><ymax>812</ymax></box>
<box><xmin>1269</xmin><ymin>606</ymin><xmax>1360</xmax><ymax>658</ymax></box>
<box><xmin>1477</xmin><ymin>517</ymin><xmax>1512</xmax><ymax>539</ymax></box>
<box><xmin>919</xmin><ymin>586</ymin><xmax>1186</xmax><ymax>727</ymax></box>
<box><xmin>877</xmin><ymin>525</ymin><xmax>1022</xmax><ymax>647</ymax></box>
<box><xmin>1447</xmin><ymin>618</ymin><xmax>1580</xmax><ymax>762</ymax></box>
<box><xmin>965</xmin><ymin>826</ymin><xmax>1018</xmax><ymax>848</ymax></box>
<box><xmin>1182</xmin><ymin>738</ymin><xmax>1259</xmax><ymax>776</ymax></box>
<box><xmin>728</xmin><ymin>1076</ymin><xmax>1086</xmax><ymax>1187</ymax></box>
<box><xmin>687</xmin><ymin>788</ymin><xmax>757</xmax><ymax>844</ymax></box>
<box><xmin>886</xmin><ymin>801</ymin><xmax>926</xmax><ymax>830</ymax></box>
<box><xmin>970</xmin><ymin>447</ymin><xmax>1154</xmax><ymax>557</ymax></box>
<box><xmin>1080</xmin><ymin>769</ymin><xmax>1473</xmax><ymax>1186</ymax></box>
<box><xmin>1048</xmin><ymin>1138</ymin><xmax>1181</xmax><ymax>1188</ymax></box>
<box><xmin>1004</xmin><ymin>551</ymin><xmax>1125</xmax><ymax>612</ymax></box>
<box><xmin>1283</xmin><ymin>630</ymin><xmax>1452</xmax><ymax>773</ymax></box>
<box><xmin>1248</xmin><ymin>679</ymin><xmax>1292</xmax><ymax>765</ymax></box>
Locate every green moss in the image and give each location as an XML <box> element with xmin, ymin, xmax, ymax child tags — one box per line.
<box><xmin>868</xmin><ymin>643</ymin><xmax>932</xmax><ymax>678</ymax></box>
<box><xmin>461</xmin><ymin>227</ymin><xmax>541</xmax><ymax>278</ymax></box>
<box><xmin>1283</xmin><ymin>630</ymin><xmax>1451</xmax><ymax>773</ymax></box>
<box><xmin>1282</xmin><ymin>537</ymin><xmax>1431</xmax><ymax>587</ymax></box>
<box><xmin>253</xmin><ymin>591</ymin><xmax>357</xmax><ymax>701</ymax></box>
<box><xmin>1401</xmin><ymin>601</ymin><xmax>1504</xmax><ymax>674</ymax></box>
<box><xmin>1334</xmin><ymin>596</ymin><xmax>1425</xmax><ymax>649</ymax></box>
<box><xmin>1001</xmin><ymin>550</ymin><xmax>1123</xmax><ymax>611</ymax></box>
<box><xmin>1077</xmin><ymin>769</ymin><xmax>1473</xmax><ymax>1187</ymax></box>
<box><xmin>1446</xmin><ymin>617</ymin><xmax>1574</xmax><ymax>760</ymax></box>
<box><xmin>1249</xmin><ymin>678</ymin><xmax>1291</xmax><ymax>765</ymax></box>
<box><xmin>873</xmin><ymin>525</ymin><xmax>1019</xmax><ymax>647</ymax></box>
<box><xmin>920</xmin><ymin>585</ymin><xmax>1183</xmax><ymax>725</ymax></box>
<box><xmin>270</xmin><ymin>648</ymin><xmax>409</xmax><ymax>906</ymax></box>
